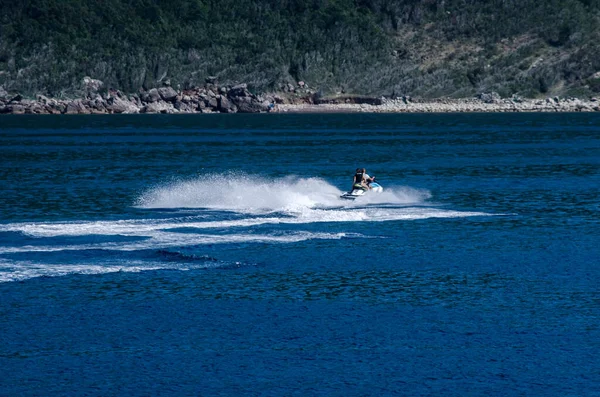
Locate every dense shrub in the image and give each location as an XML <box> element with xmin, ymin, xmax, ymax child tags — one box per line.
<box><xmin>1</xmin><ymin>0</ymin><xmax>599</xmax><ymax>97</ymax></box>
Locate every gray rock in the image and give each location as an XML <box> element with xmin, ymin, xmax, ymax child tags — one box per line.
<box><xmin>9</xmin><ymin>94</ymin><xmax>23</xmax><ymax>103</ymax></box>
<box><xmin>41</xmin><ymin>105</ymin><xmax>54</xmax><ymax>114</ymax></box>
<box><xmin>141</xmin><ymin>105</ymin><xmax>158</xmax><ymax>114</ymax></box>
<box><xmin>218</xmin><ymin>96</ymin><xmax>237</xmax><ymax>113</ymax></box>
<box><xmin>130</xmin><ymin>95</ymin><xmax>142</xmax><ymax>107</ymax></box>
<box><xmin>230</xmin><ymin>96</ymin><xmax>269</xmax><ymax>113</ymax></box>
<box><xmin>174</xmin><ymin>101</ymin><xmax>195</xmax><ymax>113</ymax></box>
<box><xmin>158</xmin><ymin>86</ymin><xmax>178</xmax><ymax>102</ymax></box>
<box><xmin>108</xmin><ymin>97</ymin><xmax>139</xmax><ymax>114</ymax></box>
<box><xmin>142</xmin><ymin>101</ymin><xmax>175</xmax><ymax>114</ymax></box>
<box><xmin>206</xmin><ymin>76</ymin><xmax>218</xmax><ymax>84</ymax></box>
<box><xmin>6</xmin><ymin>104</ymin><xmax>25</xmax><ymax>114</ymax></box>
<box><xmin>90</xmin><ymin>97</ymin><xmax>107</xmax><ymax>111</ymax></box>
<box><xmin>228</xmin><ymin>84</ymin><xmax>248</xmax><ymax>97</ymax></box>
<box><xmin>28</xmin><ymin>102</ymin><xmax>48</xmax><ymax>114</ymax></box>
<box><xmin>143</xmin><ymin>88</ymin><xmax>161</xmax><ymax>103</ymax></box>
<box><xmin>207</xmin><ymin>97</ymin><xmax>218</xmax><ymax>109</ymax></box>
<box><xmin>57</xmin><ymin>103</ymin><xmax>68</xmax><ymax>114</ymax></box>
<box><xmin>478</xmin><ymin>92</ymin><xmax>501</xmax><ymax>104</ymax></box>
<box><xmin>0</xmin><ymin>86</ymin><xmax>7</xmax><ymax>99</ymax></box>
<box><xmin>65</xmin><ymin>99</ymin><xmax>90</xmax><ymax>114</ymax></box>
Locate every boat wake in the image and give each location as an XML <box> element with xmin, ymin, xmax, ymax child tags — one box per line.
<box><xmin>0</xmin><ymin>173</ymin><xmax>498</xmax><ymax>282</ymax></box>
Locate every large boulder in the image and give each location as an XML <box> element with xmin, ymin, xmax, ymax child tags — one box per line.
<box><xmin>158</xmin><ymin>86</ymin><xmax>178</xmax><ymax>102</ymax></box>
<box><xmin>4</xmin><ymin>104</ymin><xmax>25</xmax><ymax>114</ymax></box>
<box><xmin>26</xmin><ymin>101</ymin><xmax>49</xmax><ymax>114</ymax></box>
<box><xmin>477</xmin><ymin>92</ymin><xmax>501</xmax><ymax>104</ymax></box>
<box><xmin>45</xmin><ymin>102</ymin><xmax>65</xmax><ymax>114</ymax></box>
<box><xmin>142</xmin><ymin>88</ymin><xmax>161</xmax><ymax>103</ymax></box>
<box><xmin>141</xmin><ymin>101</ymin><xmax>175</xmax><ymax>114</ymax></box>
<box><xmin>89</xmin><ymin>96</ymin><xmax>107</xmax><ymax>112</ymax></box>
<box><xmin>107</xmin><ymin>97</ymin><xmax>139</xmax><ymax>114</ymax></box>
<box><xmin>174</xmin><ymin>100</ymin><xmax>196</xmax><ymax>113</ymax></box>
<box><xmin>207</xmin><ymin>96</ymin><xmax>218</xmax><ymax>109</ymax></box>
<box><xmin>64</xmin><ymin>100</ymin><xmax>89</xmax><ymax>114</ymax></box>
<box><xmin>218</xmin><ymin>95</ymin><xmax>237</xmax><ymax>113</ymax></box>
<box><xmin>230</xmin><ymin>96</ymin><xmax>270</xmax><ymax>113</ymax></box>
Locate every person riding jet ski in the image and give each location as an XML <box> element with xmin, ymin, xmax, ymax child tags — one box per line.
<box><xmin>341</xmin><ymin>168</ymin><xmax>381</xmax><ymax>200</ymax></box>
<box><xmin>351</xmin><ymin>168</ymin><xmax>374</xmax><ymax>192</ymax></box>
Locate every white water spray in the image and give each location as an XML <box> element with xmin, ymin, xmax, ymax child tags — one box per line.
<box><xmin>135</xmin><ymin>172</ymin><xmax>431</xmax><ymax>212</ymax></box>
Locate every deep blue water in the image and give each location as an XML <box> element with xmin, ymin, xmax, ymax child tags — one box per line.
<box><xmin>1</xmin><ymin>113</ymin><xmax>599</xmax><ymax>395</ymax></box>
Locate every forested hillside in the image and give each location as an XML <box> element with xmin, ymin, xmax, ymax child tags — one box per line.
<box><xmin>1</xmin><ymin>0</ymin><xmax>599</xmax><ymax>98</ymax></box>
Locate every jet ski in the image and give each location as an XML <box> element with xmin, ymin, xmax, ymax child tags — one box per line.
<box><xmin>340</xmin><ymin>182</ymin><xmax>383</xmax><ymax>200</ymax></box>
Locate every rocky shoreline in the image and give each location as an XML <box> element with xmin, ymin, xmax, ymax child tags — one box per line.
<box><xmin>0</xmin><ymin>79</ymin><xmax>276</xmax><ymax>115</ymax></box>
<box><xmin>1</xmin><ymin>79</ymin><xmax>599</xmax><ymax>115</ymax></box>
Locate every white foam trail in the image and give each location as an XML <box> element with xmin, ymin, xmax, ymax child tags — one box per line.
<box><xmin>0</xmin><ymin>230</ymin><xmax>362</xmax><ymax>282</ymax></box>
<box><xmin>0</xmin><ymin>261</ymin><xmax>166</xmax><ymax>283</ymax></box>
<box><xmin>0</xmin><ymin>230</ymin><xmax>359</xmax><ymax>282</ymax></box>
<box><xmin>0</xmin><ymin>231</ymin><xmax>357</xmax><ymax>254</ymax></box>
<box><xmin>0</xmin><ymin>259</ymin><xmax>234</xmax><ymax>283</ymax></box>
<box><xmin>0</xmin><ymin>206</ymin><xmax>494</xmax><ymax>239</ymax></box>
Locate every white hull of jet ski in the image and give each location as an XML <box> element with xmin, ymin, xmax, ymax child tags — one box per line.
<box><xmin>340</xmin><ymin>182</ymin><xmax>383</xmax><ymax>200</ymax></box>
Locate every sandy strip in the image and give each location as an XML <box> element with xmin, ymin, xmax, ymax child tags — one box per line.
<box><xmin>275</xmin><ymin>98</ymin><xmax>600</xmax><ymax>113</ymax></box>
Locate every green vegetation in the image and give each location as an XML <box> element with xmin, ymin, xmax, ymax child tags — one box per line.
<box><xmin>1</xmin><ymin>0</ymin><xmax>600</xmax><ymax>97</ymax></box>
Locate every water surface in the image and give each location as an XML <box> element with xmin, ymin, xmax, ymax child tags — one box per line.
<box><xmin>1</xmin><ymin>113</ymin><xmax>599</xmax><ymax>395</ymax></box>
